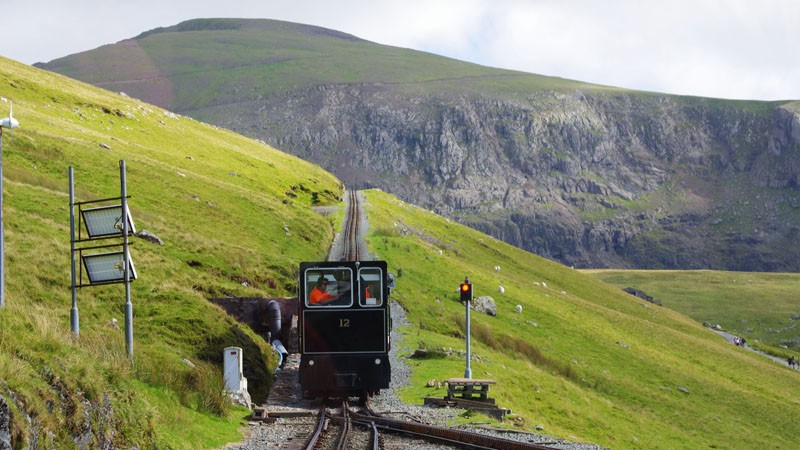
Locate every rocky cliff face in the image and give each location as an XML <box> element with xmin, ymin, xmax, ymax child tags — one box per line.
<box><xmin>38</xmin><ymin>17</ymin><xmax>800</xmax><ymax>272</ymax></box>
<box><xmin>211</xmin><ymin>86</ymin><xmax>800</xmax><ymax>271</ymax></box>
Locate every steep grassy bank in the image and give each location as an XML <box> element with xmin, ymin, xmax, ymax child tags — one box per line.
<box><xmin>0</xmin><ymin>56</ymin><xmax>341</xmax><ymax>448</ymax></box>
<box><xmin>362</xmin><ymin>190</ymin><xmax>800</xmax><ymax>449</ymax></box>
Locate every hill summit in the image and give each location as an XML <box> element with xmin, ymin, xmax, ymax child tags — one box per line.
<box><xmin>39</xmin><ymin>18</ymin><xmax>800</xmax><ymax>272</ymax></box>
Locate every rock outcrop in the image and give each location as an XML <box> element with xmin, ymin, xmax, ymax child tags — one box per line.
<box><xmin>0</xmin><ymin>394</ymin><xmax>10</xmax><ymax>450</ymax></box>
<box><xmin>217</xmin><ymin>86</ymin><xmax>800</xmax><ymax>271</ymax></box>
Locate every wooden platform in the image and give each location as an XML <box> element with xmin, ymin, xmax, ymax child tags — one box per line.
<box><xmin>444</xmin><ymin>378</ymin><xmax>496</xmax><ymax>401</ymax></box>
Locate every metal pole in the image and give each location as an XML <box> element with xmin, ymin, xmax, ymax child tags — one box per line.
<box><xmin>0</xmin><ymin>128</ymin><xmax>4</xmax><ymax>308</ymax></box>
<box><xmin>69</xmin><ymin>167</ymin><xmax>79</xmax><ymax>336</ymax></box>
<box><xmin>121</xmin><ymin>160</ymin><xmax>133</xmax><ymax>359</ymax></box>
<box><xmin>464</xmin><ymin>276</ymin><xmax>472</xmax><ymax>379</ymax></box>
<box><xmin>0</xmin><ymin>108</ymin><xmax>19</xmax><ymax>309</ymax></box>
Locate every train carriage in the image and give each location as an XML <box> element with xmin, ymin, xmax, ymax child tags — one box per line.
<box><xmin>298</xmin><ymin>260</ymin><xmax>393</xmax><ymax>400</ymax></box>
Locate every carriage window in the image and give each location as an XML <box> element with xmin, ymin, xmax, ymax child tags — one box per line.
<box><xmin>358</xmin><ymin>267</ymin><xmax>383</xmax><ymax>307</ymax></box>
<box><xmin>305</xmin><ymin>268</ymin><xmax>353</xmax><ymax>307</ymax></box>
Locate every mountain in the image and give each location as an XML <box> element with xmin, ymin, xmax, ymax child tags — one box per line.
<box><xmin>3</xmin><ymin>53</ymin><xmax>800</xmax><ymax>450</ymax></box>
<box><xmin>38</xmin><ymin>18</ymin><xmax>800</xmax><ymax>272</ymax></box>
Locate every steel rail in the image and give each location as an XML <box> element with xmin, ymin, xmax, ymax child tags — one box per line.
<box><xmin>342</xmin><ymin>190</ymin><xmax>361</xmax><ymax>261</ymax></box>
<box><xmin>350</xmin><ymin>412</ymin><xmax>557</xmax><ymax>450</ymax></box>
<box><xmin>369</xmin><ymin>421</ymin><xmax>379</xmax><ymax>450</ymax></box>
<box><xmin>358</xmin><ymin>403</ymin><xmax>384</xmax><ymax>449</ymax></box>
<box><xmin>304</xmin><ymin>406</ymin><xmax>327</xmax><ymax>450</ymax></box>
<box><xmin>334</xmin><ymin>401</ymin><xmax>351</xmax><ymax>450</ymax></box>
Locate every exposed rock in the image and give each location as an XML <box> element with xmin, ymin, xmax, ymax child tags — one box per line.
<box><xmin>1</xmin><ymin>386</ymin><xmax>121</xmax><ymax>450</ymax></box>
<box><xmin>411</xmin><ymin>349</ymin><xmax>429</xmax><ymax>359</ymax></box>
<box><xmin>134</xmin><ymin>229</ymin><xmax>163</xmax><ymax>245</ymax></box>
<box><xmin>473</xmin><ymin>296</ymin><xmax>497</xmax><ymax>317</ymax></box>
<box><xmin>0</xmin><ymin>394</ymin><xmax>10</xmax><ymax>450</ymax></box>
<box><xmin>237</xmin><ymin>87</ymin><xmax>800</xmax><ymax>271</ymax></box>
<box><xmin>227</xmin><ymin>390</ymin><xmax>252</xmax><ymax>410</ymax></box>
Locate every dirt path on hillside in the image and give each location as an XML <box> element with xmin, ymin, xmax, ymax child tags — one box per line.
<box><xmin>711</xmin><ymin>329</ymin><xmax>798</xmax><ymax>368</ymax></box>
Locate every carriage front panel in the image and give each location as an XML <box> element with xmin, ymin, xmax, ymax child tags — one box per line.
<box><xmin>302</xmin><ymin>309</ymin><xmax>387</xmax><ymax>354</ymax></box>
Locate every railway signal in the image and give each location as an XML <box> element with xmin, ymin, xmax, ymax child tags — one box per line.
<box><xmin>460</xmin><ymin>276</ymin><xmax>473</xmax><ymax>379</ymax></box>
<box><xmin>460</xmin><ymin>280</ymin><xmax>473</xmax><ymax>302</ymax></box>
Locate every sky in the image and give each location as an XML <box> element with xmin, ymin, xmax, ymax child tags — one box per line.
<box><xmin>2</xmin><ymin>0</ymin><xmax>798</xmax><ymax>101</ymax></box>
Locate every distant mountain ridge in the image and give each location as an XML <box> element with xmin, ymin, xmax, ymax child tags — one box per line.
<box><xmin>39</xmin><ymin>18</ymin><xmax>800</xmax><ymax>271</ymax></box>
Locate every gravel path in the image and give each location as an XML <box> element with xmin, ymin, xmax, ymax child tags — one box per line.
<box><xmin>710</xmin><ymin>329</ymin><xmax>798</xmax><ymax>367</ymax></box>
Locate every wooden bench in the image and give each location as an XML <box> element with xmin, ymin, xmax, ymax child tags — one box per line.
<box><xmin>445</xmin><ymin>378</ymin><xmax>496</xmax><ymax>401</ymax></box>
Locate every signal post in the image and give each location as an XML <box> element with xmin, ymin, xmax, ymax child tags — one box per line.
<box><xmin>460</xmin><ymin>277</ymin><xmax>473</xmax><ymax>379</ymax></box>
<box><xmin>422</xmin><ymin>276</ymin><xmax>504</xmax><ymax>417</ymax></box>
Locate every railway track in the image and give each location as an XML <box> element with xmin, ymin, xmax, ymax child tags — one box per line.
<box><xmin>303</xmin><ymin>401</ymin><xmax>379</xmax><ymax>450</ymax></box>
<box><xmin>298</xmin><ymin>401</ymin><xmax>557</xmax><ymax>450</ymax></box>
<box><xmin>339</xmin><ymin>190</ymin><xmax>364</xmax><ymax>261</ymax></box>
<box><xmin>247</xmin><ymin>342</ymin><xmax>576</xmax><ymax>449</ymax></box>
<box><xmin>254</xmin><ymin>352</ymin><xmax>568</xmax><ymax>450</ymax></box>
<box><xmin>228</xmin><ymin>190</ymin><xmax>598</xmax><ymax>450</ymax></box>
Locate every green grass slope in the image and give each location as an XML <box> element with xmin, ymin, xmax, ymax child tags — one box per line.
<box><xmin>584</xmin><ymin>269</ymin><xmax>800</xmax><ymax>356</ymax></box>
<box><xmin>40</xmin><ymin>18</ymin><xmax>606</xmax><ymax>115</ymax></box>
<box><xmin>0</xmin><ymin>55</ymin><xmax>342</xmax><ymax>448</ymax></box>
<box><xmin>362</xmin><ymin>190</ymin><xmax>800</xmax><ymax>449</ymax></box>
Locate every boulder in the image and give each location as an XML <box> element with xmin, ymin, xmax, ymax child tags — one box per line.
<box><xmin>135</xmin><ymin>229</ymin><xmax>164</xmax><ymax>246</ymax></box>
<box><xmin>473</xmin><ymin>296</ymin><xmax>497</xmax><ymax>317</ymax></box>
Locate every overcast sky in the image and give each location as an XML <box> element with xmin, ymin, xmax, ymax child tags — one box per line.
<box><xmin>2</xmin><ymin>0</ymin><xmax>798</xmax><ymax>101</ymax></box>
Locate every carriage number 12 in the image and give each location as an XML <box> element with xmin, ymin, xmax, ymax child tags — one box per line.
<box><xmin>339</xmin><ymin>318</ymin><xmax>350</xmax><ymax>328</ymax></box>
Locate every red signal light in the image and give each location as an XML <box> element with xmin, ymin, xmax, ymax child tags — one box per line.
<box><xmin>460</xmin><ymin>282</ymin><xmax>472</xmax><ymax>301</ymax></box>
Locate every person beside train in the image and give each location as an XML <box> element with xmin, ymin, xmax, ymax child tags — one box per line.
<box><xmin>309</xmin><ymin>277</ymin><xmax>338</xmax><ymax>305</ymax></box>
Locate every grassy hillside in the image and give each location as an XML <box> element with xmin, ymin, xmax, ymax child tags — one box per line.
<box><xmin>0</xmin><ymin>55</ymin><xmax>342</xmax><ymax>448</ymax></box>
<box><xmin>362</xmin><ymin>190</ymin><xmax>800</xmax><ymax>449</ymax></box>
<box><xmin>584</xmin><ymin>269</ymin><xmax>800</xmax><ymax>355</ymax></box>
<box><xmin>41</xmin><ymin>18</ymin><xmax>606</xmax><ymax>116</ymax></box>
